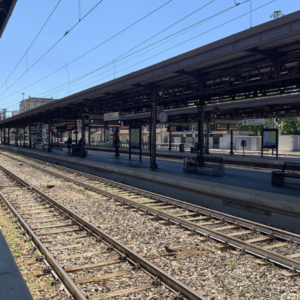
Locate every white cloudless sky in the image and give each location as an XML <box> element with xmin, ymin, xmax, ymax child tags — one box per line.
<box><xmin>0</xmin><ymin>0</ymin><xmax>299</xmax><ymax>111</ymax></box>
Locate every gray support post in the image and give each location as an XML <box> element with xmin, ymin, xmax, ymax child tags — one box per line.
<box><xmin>150</xmin><ymin>89</ymin><xmax>157</xmax><ymax>169</ymax></box>
<box><xmin>197</xmin><ymin>105</ymin><xmax>205</xmax><ymax>163</ymax></box>
<box><xmin>4</xmin><ymin>126</ymin><xmax>6</xmax><ymax>145</ymax></box>
<box><xmin>16</xmin><ymin>127</ymin><xmax>18</xmax><ymax>146</ymax></box>
<box><xmin>81</xmin><ymin>113</ymin><xmax>85</xmax><ymax>157</ymax></box>
<box><xmin>29</xmin><ymin>124</ymin><xmax>32</xmax><ymax>148</ymax></box>
<box><xmin>168</xmin><ymin>124</ymin><xmax>172</xmax><ymax>151</ymax></box>
<box><xmin>7</xmin><ymin>127</ymin><xmax>10</xmax><ymax>145</ymax></box>
<box><xmin>0</xmin><ymin>128</ymin><xmax>2</xmax><ymax>144</ymax></box>
<box><xmin>205</xmin><ymin>118</ymin><xmax>210</xmax><ymax>155</ymax></box>
<box><xmin>48</xmin><ymin>121</ymin><xmax>51</xmax><ymax>152</ymax></box>
<box><xmin>23</xmin><ymin>127</ymin><xmax>26</xmax><ymax>147</ymax></box>
<box><xmin>230</xmin><ymin>130</ymin><xmax>234</xmax><ymax>155</ymax></box>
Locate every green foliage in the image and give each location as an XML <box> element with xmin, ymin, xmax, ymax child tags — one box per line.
<box><xmin>278</xmin><ymin>117</ymin><xmax>300</xmax><ymax>135</ymax></box>
<box><xmin>228</xmin><ymin>260</ymin><xmax>237</xmax><ymax>270</ymax></box>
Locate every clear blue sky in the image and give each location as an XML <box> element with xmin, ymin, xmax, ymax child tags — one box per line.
<box><xmin>0</xmin><ymin>0</ymin><xmax>299</xmax><ymax>112</ymax></box>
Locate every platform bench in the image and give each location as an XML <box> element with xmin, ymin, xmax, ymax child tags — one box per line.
<box><xmin>183</xmin><ymin>156</ymin><xmax>225</xmax><ymax>175</ymax></box>
<box><xmin>272</xmin><ymin>162</ymin><xmax>300</xmax><ymax>185</ymax></box>
<box><xmin>53</xmin><ymin>143</ymin><xmax>63</xmax><ymax>150</ymax></box>
<box><xmin>71</xmin><ymin>145</ymin><xmax>87</xmax><ymax>157</ymax></box>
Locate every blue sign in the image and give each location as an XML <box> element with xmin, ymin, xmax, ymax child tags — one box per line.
<box><xmin>112</xmin><ymin>127</ymin><xmax>117</xmax><ymax>132</ymax></box>
<box><xmin>84</xmin><ymin>126</ymin><xmax>89</xmax><ymax>132</ymax></box>
<box><xmin>209</xmin><ymin>129</ymin><xmax>212</xmax><ymax>133</ymax></box>
<box><xmin>183</xmin><ymin>130</ymin><xmax>186</xmax><ymax>133</ymax></box>
<box><xmin>228</xmin><ymin>130</ymin><xmax>232</xmax><ymax>134</ymax></box>
<box><xmin>239</xmin><ymin>130</ymin><xmax>243</xmax><ymax>134</ymax></box>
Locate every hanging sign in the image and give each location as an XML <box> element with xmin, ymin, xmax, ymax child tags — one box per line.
<box><xmin>77</xmin><ymin>120</ymin><xmax>82</xmax><ymax>131</ymax></box>
<box><xmin>242</xmin><ymin>119</ymin><xmax>265</xmax><ymax>126</ymax></box>
<box><xmin>104</xmin><ymin>112</ymin><xmax>119</xmax><ymax>121</ymax></box>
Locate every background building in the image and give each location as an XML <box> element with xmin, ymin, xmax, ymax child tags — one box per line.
<box><xmin>19</xmin><ymin>97</ymin><xmax>56</xmax><ymax>112</ymax></box>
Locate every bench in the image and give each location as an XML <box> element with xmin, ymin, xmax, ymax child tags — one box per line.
<box><xmin>53</xmin><ymin>143</ymin><xmax>63</xmax><ymax>150</ymax></box>
<box><xmin>71</xmin><ymin>145</ymin><xmax>87</xmax><ymax>157</ymax></box>
<box><xmin>183</xmin><ymin>156</ymin><xmax>225</xmax><ymax>175</ymax></box>
<box><xmin>272</xmin><ymin>162</ymin><xmax>300</xmax><ymax>185</ymax></box>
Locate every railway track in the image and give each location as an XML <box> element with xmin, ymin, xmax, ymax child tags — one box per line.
<box><xmin>0</xmin><ymin>162</ymin><xmax>204</xmax><ymax>300</ymax></box>
<box><xmin>1</xmin><ymin>150</ymin><xmax>300</xmax><ymax>276</ymax></box>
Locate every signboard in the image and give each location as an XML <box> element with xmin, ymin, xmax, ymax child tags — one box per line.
<box><xmin>261</xmin><ymin>128</ymin><xmax>278</xmax><ymax>158</ymax></box>
<box><xmin>112</xmin><ymin>127</ymin><xmax>117</xmax><ymax>132</ymax></box>
<box><xmin>84</xmin><ymin>126</ymin><xmax>89</xmax><ymax>132</ymax></box>
<box><xmin>104</xmin><ymin>112</ymin><xmax>119</xmax><ymax>121</ymax></box>
<box><xmin>209</xmin><ymin>129</ymin><xmax>212</xmax><ymax>134</ymax></box>
<box><xmin>65</xmin><ymin>124</ymin><xmax>76</xmax><ymax>130</ymax></box>
<box><xmin>77</xmin><ymin>120</ymin><xmax>82</xmax><ymax>131</ymax></box>
<box><xmin>239</xmin><ymin>130</ymin><xmax>243</xmax><ymax>134</ymax></box>
<box><xmin>242</xmin><ymin>119</ymin><xmax>265</xmax><ymax>126</ymax></box>
<box><xmin>262</xmin><ymin>130</ymin><xmax>277</xmax><ymax>147</ymax></box>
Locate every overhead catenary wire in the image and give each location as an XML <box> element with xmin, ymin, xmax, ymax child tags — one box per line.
<box><xmin>0</xmin><ymin>0</ymin><xmax>174</xmax><ymax>104</ymax></box>
<box><xmin>38</xmin><ymin>0</ymin><xmax>247</xmax><ymax>99</ymax></box>
<box><xmin>38</xmin><ymin>0</ymin><xmax>217</xmax><ymax>98</ymax></box>
<box><xmin>52</xmin><ymin>0</ymin><xmax>276</xmax><ymax>100</ymax></box>
<box><xmin>0</xmin><ymin>0</ymin><xmax>62</xmax><ymax>92</ymax></box>
<box><xmin>3</xmin><ymin>0</ymin><xmax>251</xmax><ymax>106</ymax></box>
<box><xmin>0</xmin><ymin>0</ymin><xmax>105</xmax><ymax>98</ymax></box>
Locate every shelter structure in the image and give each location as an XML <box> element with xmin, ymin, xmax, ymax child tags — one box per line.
<box><xmin>1</xmin><ymin>10</ymin><xmax>300</xmax><ymax>167</ymax></box>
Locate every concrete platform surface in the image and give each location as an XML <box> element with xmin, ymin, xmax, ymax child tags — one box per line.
<box><xmin>0</xmin><ymin>229</ymin><xmax>32</xmax><ymax>300</ymax></box>
<box><xmin>84</xmin><ymin>145</ymin><xmax>300</xmax><ymax>169</ymax></box>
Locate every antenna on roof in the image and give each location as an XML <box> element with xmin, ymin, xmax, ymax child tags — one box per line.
<box><xmin>270</xmin><ymin>10</ymin><xmax>284</xmax><ymax>19</ymax></box>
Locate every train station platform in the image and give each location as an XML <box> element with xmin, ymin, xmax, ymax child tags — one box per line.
<box><xmin>0</xmin><ymin>229</ymin><xmax>32</xmax><ymax>300</ymax></box>
<box><xmin>84</xmin><ymin>145</ymin><xmax>300</xmax><ymax>170</ymax></box>
<box><xmin>1</xmin><ymin>144</ymin><xmax>300</xmax><ymax>234</ymax></box>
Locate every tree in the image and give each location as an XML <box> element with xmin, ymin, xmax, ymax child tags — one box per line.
<box><xmin>278</xmin><ymin>117</ymin><xmax>300</xmax><ymax>135</ymax></box>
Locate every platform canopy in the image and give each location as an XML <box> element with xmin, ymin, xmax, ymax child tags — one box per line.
<box><xmin>0</xmin><ymin>0</ymin><xmax>17</xmax><ymax>39</ymax></box>
<box><xmin>1</xmin><ymin>10</ymin><xmax>300</xmax><ymax>127</ymax></box>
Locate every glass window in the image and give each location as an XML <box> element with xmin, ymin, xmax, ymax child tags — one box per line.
<box><xmin>40</xmin><ymin>103</ymin><xmax>44</xmax><ymax>106</ymax></box>
<box><xmin>33</xmin><ymin>103</ymin><xmax>37</xmax><ymax>107</ymax></box>
<box><xmin>26</xmin><ymin>102</ymin><xmax>30</xmax><ymax>106</ymax></box>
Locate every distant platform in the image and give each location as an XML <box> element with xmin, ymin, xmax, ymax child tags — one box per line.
<box><xmin>0</xmin><ymin>230</ymin><xmax>32</xmax><ymax>300</ymax></box>
<box><xmin>1</xmin><ymin>144</ymin><xmax>300</xmax><ymax>233</ymax></box>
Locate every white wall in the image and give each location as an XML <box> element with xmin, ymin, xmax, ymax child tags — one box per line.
<box><xmin>279</xmin><ymin>135</ymin><xmax>300</xmax><ymax>151</ymax></box>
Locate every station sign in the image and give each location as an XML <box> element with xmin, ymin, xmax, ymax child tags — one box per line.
<box><xmin>242</xmin><ymin>119</ymin><xmax>265</xmax><ymax>126</ymax></box>
<box><xmin>84</xmin><ymin>126</ymin><xmax>89</xmax><ymax>132</ymax></box>
<box><xmin>104</xmin><ymin>112</ymin><xmax>119</xmax><ymax>121</ymax></box>
<box><xmin>65</xmin><ymin>124</ymin><xmax>76</xmax><ymax>130</ymax></box>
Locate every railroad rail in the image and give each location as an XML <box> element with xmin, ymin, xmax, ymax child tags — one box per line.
<box><xmin>1</xmin><ymin>150</ymin><xmax>300</xmax><ymax>276</ymax></box>
<box><xmin>0</xmin><ymin>163</ymin><xmax>205</xmax><ymax>300</ymax></box>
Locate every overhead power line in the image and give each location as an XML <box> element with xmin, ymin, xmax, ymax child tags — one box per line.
<box><xmin>0</xmin><ymin>0</ymin><xmax>174</xmax><ymax>104</ymax></box>
<box><xmin>0</xmin><ymin>0</ymin><xmax>105</xmax><ymax>98</ymax></box>
<box><xmin>39</xmin><ymin>0</ymin><xmax>245</xmax><ymax>98</ymax></box>
<box><xmin>52</xmin><ymin>0</ymin><xmax>276</xmax><ymax>100</ymax></box>
<box><xmin>0</xmin><ymin>0</ymin><xmax>62</xmax><ymax>92</ymax></box>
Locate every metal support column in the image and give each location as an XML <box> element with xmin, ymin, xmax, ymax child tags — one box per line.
<box><xmin>205</xmin><ymin>118</ymin><xmax>210</xmax><ymax>155</ymax></box>
<box><xmin>197</xmin><ymin>105</ymin><xmax>205</xmax><ymax>163</ymax></box>
<box><xmin>81</xmin><ymin>113</ymin><xmax>85</xmax><ymax>157</ymax></box>
<box><xmin>230</xmin><ymin>130</ymin><xmax>234</xmax><ymax>155</ymax></box>
<box><xmin>7</xmin><ymin>127</ymin><xmax>10</xmax><ymax>145</ymax></box>
<box><xmin>4</xmin><ymin>127</ymin><xmax>6</xmax><ymax>145</ymax></box>
<box><xmin>16</xmin><ymin>127</ymin><xmax>18</xmax><ymax>146</ymax></box>
<box><xmin>150</xmin><ymin>90</ymin><xmax>157</xmax><ymax>169</ymax></box>
<box><xmin>29</xmin><ymin>124</ymin><xmax>32</xmax><ymax>148</ymax></box>
<box><xmin>23</xmin><ymin>127</ymin><xmax>26</xmax><ymax>147</ymax></box>
<box><xmin>48</xmin><ymin>121</ymin><xmax>51</xmax><ymax>152</ymax></box>
<box><xmin>168</xmin><ymin>124</ymin><xmax>172</xmax><ymax>151</ymax></box>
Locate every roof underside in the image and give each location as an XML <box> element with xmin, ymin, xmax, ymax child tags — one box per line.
<box><xmin>2</xmin><ymin>10</ymin><xmax>300</xmax><ymax>127</ymax></box>
<box><xmin>0</xmin><ymin>0</ymin><xmax>17</xmax><ymax>39</ymax></box>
